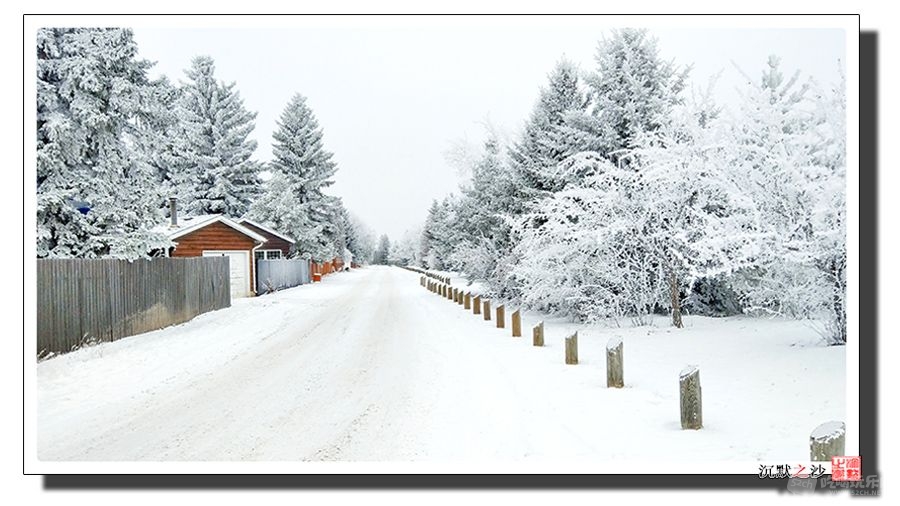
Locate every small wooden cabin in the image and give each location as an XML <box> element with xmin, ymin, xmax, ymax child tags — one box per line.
<box><xmin>237</xmin><ymin>219</ymin><xmax>296</xmax><ymax>260</ymax></box>
<box><xmin>160</xmin><ymin>214</ymin><xmax>268</xmax><ymax>299</ymax></box>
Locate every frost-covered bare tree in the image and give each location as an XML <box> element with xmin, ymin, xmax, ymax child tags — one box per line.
<box><xmin>725</xmin><ymin>57</ymin><xmax>847</xmax><ymax>343</ymax></box>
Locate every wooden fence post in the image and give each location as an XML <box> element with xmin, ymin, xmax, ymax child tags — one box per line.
<box><xmin>810</xmin><ymin>422</ymin><xmax>846</xmax><ymax>461</ymax></box>
<box><xmin>606</xmin><ymin>336</ymin><xmax>624</xmax><ymax>388</ymax></box>
<box><xmin>533</xmin><ymin>322</ymin><xmax>544</xmax><ymax>346</ymax></box>
<box><xmin>464</xmin><ymin>292</ymin><xmax>471</xmax><ymax>309</ymax></box>
<box><xmin>458</xmin><ymin>290</ymin><xmax>464</xmax><ymax>305</ymax></box>
<box><xmin>483</xmin><ymin>300</ymin><xmax>491</xmax><ymax>321</ymax></box>
<box><xmin>679</xmin><ymin>366</ymin><xmax>702</xmax><ymax>429</ymax></box>
<box><xmin>565</xmin><ymin>332</ymin><xmax>578</xmax><ymax>364</ymax></box>
<box><xmin>511</xmin><ymin>309</ymin><xmax>521</xmax><ymax>337</ymax></box>
<box><xmin>448</xmin><ymin>286</ymin><xmax>454</xmax><ymax>300</ymax></box>
<box><xmin>496</xmin><ymin>304</ymin><xmax>505</xmax><ymax>328</ymax></box>
<box><xmin>473</xmin><ymin>295</ymin><xmax>481</xmax><ymax>314</ymax></box>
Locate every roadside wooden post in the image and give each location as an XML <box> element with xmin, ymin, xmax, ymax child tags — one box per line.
<box><xmin>496</xmin><ymin>304</ymin><xmax>505</xmax><ymax>328</ymax></box>
<box><xmin>532</xmin><ymin>321</ymin><xmax>544</xmax><ymax>346</ymax></box>
<box><xmin>448</xmin><ymin>286</ymin><xmax>454</xmax><ymax>300</ymax></box>
<box><xmin>453</xmin><ymin>288</ymin><xmax>459</xmax><ymax>302</ymax></box>
<box><xmin>565</xmin><ymin>332</ymin><xmax>578</xmax><ymax>364</ymax></box>
<box><xmin>420</xmin><ymin>276</ymin><xmax>425</xmax><ymax>286</ymax></box>
<box><xmin>511</xmin><ymin>309</ymin><xmax>521</xmax><ymax>337</ymax></box>
<box><xmin>810</xmin><ymin>422</ymin><xmax>846</xmax><ymax>461</ymax></box>
<box><xmin>606</xmin><ymin>336</ymin><xmax>624</xmax><ymax>388</ymax></box>
<box><xmin>458</xmin><ymin>290</ymin><xmax>464</xmax><ymax>305</ymax></box>
<box><xmin>483</xmin><ymin>300</ymin><xmax>491</xmax><ymax>321</ymax></box>
<box><xmin>679</xmin><ymin>366</ymin><xmax>703</xmax><ymax>430</ymax></box>
<box><xmin>464</xmin><ymin>292</ymin><xmax>471</xmax><ymax>309</ymax></box>
<box><xmin>473</xmin><ymin>295</ymin><xmax>481</xmax><ymax>314</ymax></box>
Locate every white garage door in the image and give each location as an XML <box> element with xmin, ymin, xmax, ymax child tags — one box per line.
<box><xmin>202</xmin><ymin>250</ymin><xmax>251</xmax><ymax>299</ymax></box>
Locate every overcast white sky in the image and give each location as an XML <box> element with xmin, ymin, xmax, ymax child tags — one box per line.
<box><xmin>132</xmin><ymin>18</ymin><xmax>845</xmax><ymax>241</ymax></box>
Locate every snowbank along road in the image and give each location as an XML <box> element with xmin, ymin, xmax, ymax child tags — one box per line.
<box><xmin>37</xmin><ymin>266</ymin><xmax>844</xmax><ymax>461</ymax></box>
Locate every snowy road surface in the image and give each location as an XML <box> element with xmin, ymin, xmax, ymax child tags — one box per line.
<box><xmin>37</xmin><ymin>266</ymin><xmax>844</xmax><ymax>461</ymax></box>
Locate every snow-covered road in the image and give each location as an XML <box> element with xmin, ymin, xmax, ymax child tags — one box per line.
<box><xmin>37</xmin><ymin>266</ymin><xmax>844</xmax><ymax>462</ymax></box>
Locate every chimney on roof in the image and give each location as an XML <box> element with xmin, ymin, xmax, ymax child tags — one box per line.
<box><xmin>169</xmin><ymin>197</ymin><xmax>178</xmax><ymax>228</ymax></box>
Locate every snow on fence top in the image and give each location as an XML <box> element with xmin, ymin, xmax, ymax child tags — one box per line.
<box><xmin>810</xmin><ymin>421</ymin><xmax>845</xmax><ymax>442</ymax></box>
<box><xmin>679</xmin><ymin>364</ymin><xmax>699</xmax><ymax>379</ymax></box>
<box><xmin>606</xmin><ymin>336</ymin><xmax>623</xmax><ymax>350</ymax></box>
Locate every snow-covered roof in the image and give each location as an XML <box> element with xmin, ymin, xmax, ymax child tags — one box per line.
<box><xmin>237</xmin><ymin>218</ymin><xmax>295</xmax><ymax>243</ymax></box>
<box><xmin>155</xmin><ymin>214</ymin><xmax>268</xmax><ymax>243</ymax></box>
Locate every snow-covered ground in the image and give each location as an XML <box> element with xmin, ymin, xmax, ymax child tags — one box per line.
<box><xmin>37</xmin><ymin>266</ymin><xmax>844</xmax><ymax>461</ymax></box>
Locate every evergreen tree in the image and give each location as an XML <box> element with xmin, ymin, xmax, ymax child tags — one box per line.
<box><xmin>177</xmin><ymin>56</ymin><xmax>261</xmax><ymax>217</ymax></box>
<box><xmin>345</xmin><ymin>213</ymin><xmax>376</xmax><ymax>264</ymax></box>
<box><xmin>132</xmin><ymin>75</ymin><xmax>192</xmax><ymax>207</ymax></box>
<box><xmin>449</xmin><ymin>136</ymin><xmax>522</xmax><ymax>289</ymax></box>
<box><xmin>247</xmin><ymin>94</ymin><xmax>339</xmax><ymax>261</ymax></box>
<box><xmin>509</xmin><ymin>58</ymin><xmax>588</xmax><ymax>196</ymax></box>
<box><xmin>373</xmin><ymin>234</ymin><xmax>391</xmax><ymax>265</ymax></box>
<box><xmin>569</xmin><ymin>28</ymin><xmax>689</xmax><ymax>167</ymax></box>
<box><xmin>36</xmin><ymin>28</ymin><xmax>170</xmax><ymax>259</ymax></box>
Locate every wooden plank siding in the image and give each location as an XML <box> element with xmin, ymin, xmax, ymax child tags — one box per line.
<box><xmin>239</xmin><ymin>221</ymin><xmax>293</xmax><ymax>258</ymax></box>
<box><xmin>37</xmin><ymin>257</ymin><xmax>230</xmax><ymax>356</ymax></box>
<box><xmin>169</xmin><ymin>221</ymin><xmax>260</xmax><ymax>295</ymax></box>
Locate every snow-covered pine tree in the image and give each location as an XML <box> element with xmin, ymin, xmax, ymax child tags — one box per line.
<box><xmin>37</xmin><ymin>28</ymin><xmax>171</xmax><ymax>259</ymax></box>
<box><xmin>421</xmin><ymin>199</ymin><xmax>453</xmax><ymax>270</ymax></box>
<box><xmin>373</xmin><ymin>234</ymin><xmax>391</xmax><ymax>265</ymax></box>
<box><xmin>345</xmin><ymin>213</ymin><xmax>376</xmax><ymax>265</ymax></box>
<box><xmin>509</xmin><ymin>58</ymin><xmax>588</xmax><ymax>197</ymax></box>
<box><xmin>132</xmin><ymin>76</ymin><xmax>193</xmax><ymax>207</ymax></box>
<box><xmin>508</xmin><ymin>29</ymin><xmax>694</xmax><ymax>323</ymax></box>
<box><xmin>177</xmin><ymin>56</ymin><xmax>261</xmax><ymax>217</ymax></box>
<box><xmin>449</xmin><ymin>136</ymin><xmax>524</xmax><ymax>291</ymax></box>
<box><xmin>319</xmin><ymin>195</ymin><xmax>348</xmax><ymax>262</ymax></box>
<box><xmin>247</xmin><ymin>93</ymin><xmax>339</xmax><ymax>261</ymax></box>
<box><xmin>569</xmin><ymin>28</ymin><xmax>689</xmax><ymax>167</ymax></box>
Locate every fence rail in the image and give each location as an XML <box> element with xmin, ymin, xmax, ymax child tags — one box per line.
<box><xmin>37</xmin><ymin>257</ymin><xmax>230</xmax><ymax>356</ymax></box>
<box><xmin>256</xmin><ymin>258</ymin><xmax>311</xmax><ymax>294</ymax></box>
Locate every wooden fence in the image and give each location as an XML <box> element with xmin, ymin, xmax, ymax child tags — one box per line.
<box><xmin>37</xmin><ymin>257</ymin><xmax>230</xmax><ymax>355</ymax></box>
<box><xmin>256</xmin><ymin>258</ymin><xmax>311</xmax><ymax>294</ymax></box>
